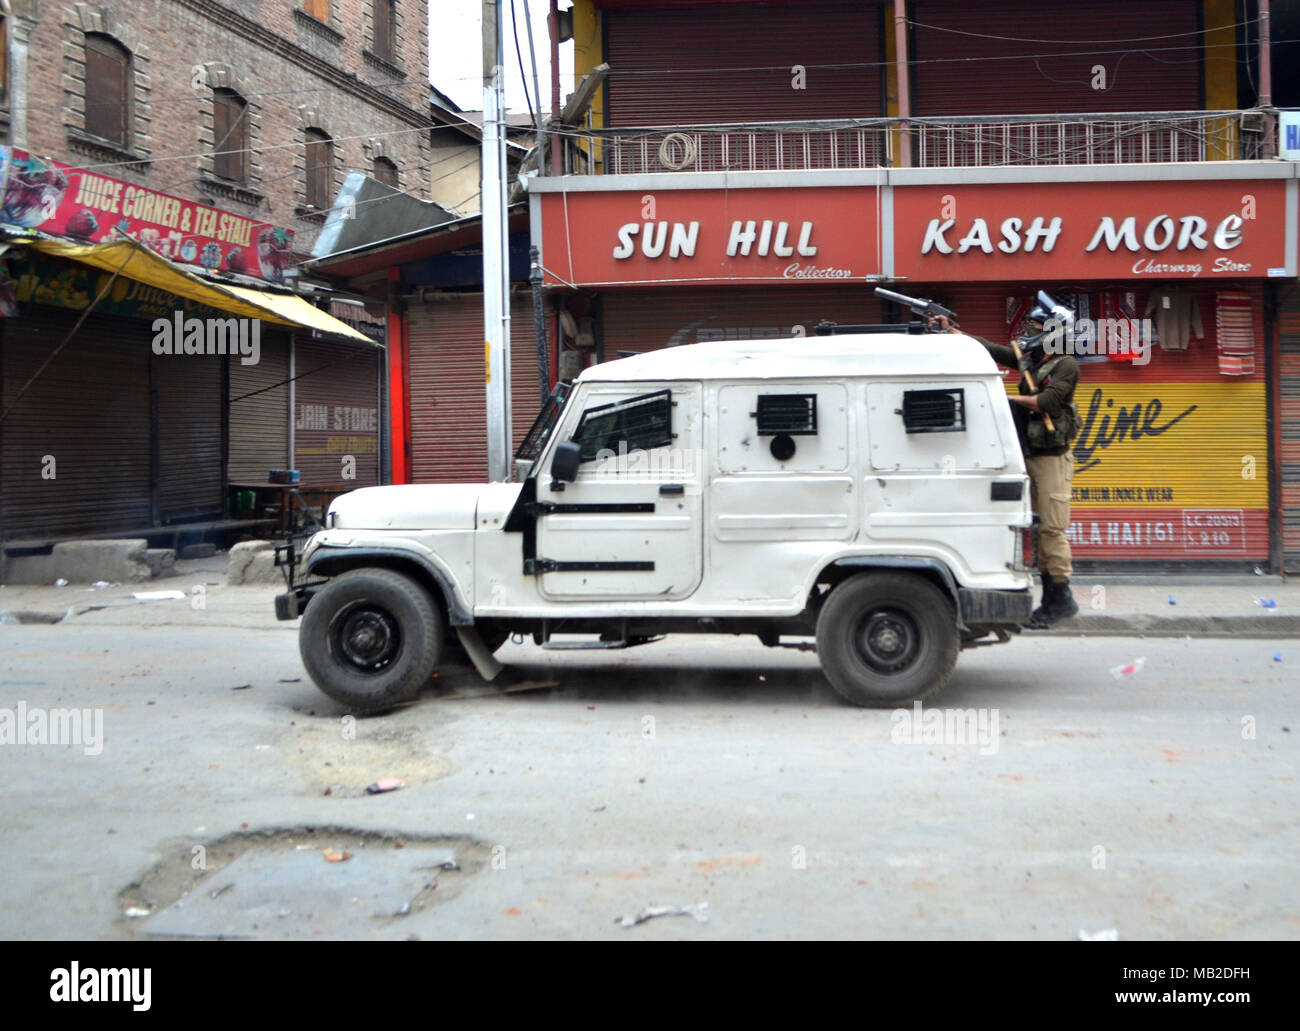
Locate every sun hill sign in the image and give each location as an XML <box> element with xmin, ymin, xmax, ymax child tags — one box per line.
<box><xmin>535</xmin><ymin>178</ymin><xmax>1287</xmax><ymax>286</ymax></box>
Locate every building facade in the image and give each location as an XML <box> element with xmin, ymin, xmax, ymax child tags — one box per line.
<box><xmin>521</xmin><ymin>0</ymin><xmax>1298</xmax><ymax>573</ymax></box>
<box><xmin>5</xmin><ymin>0</ymin><xmax>432</xmax><ymax>251</ymax></box>
<box><xmin>0</xmin><ymin>1</ymin><xmax>423</xmax><ymax>551</ymax></box>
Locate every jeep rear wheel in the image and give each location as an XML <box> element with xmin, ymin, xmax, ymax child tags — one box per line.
<box><xmin>299</xmin><ymin>568</ymin><xmax>443</xmax><ymax>714</ymax></box>
<box><xmin>815</xmin><ymin>572</ymin><xmax>958</xmax><ymax>706</ymax></box>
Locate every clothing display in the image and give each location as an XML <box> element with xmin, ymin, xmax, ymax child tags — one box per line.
<box><xmin>1144</xmin><ymin>287</ymin><xmax>1204</xmax><ymax>351</ymax></box>
<box><xmin>1098</xmin><ymin>289</ymin><xmax>1143</xmax><ymax>362</ymax></box>
<box><xmin>1215</xmin><ymin>291</ymin><xmax>1255</xmax><ymax>376</ymax></box>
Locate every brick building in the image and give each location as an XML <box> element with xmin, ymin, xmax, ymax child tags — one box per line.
<box><xmin>3</xmin><ymin>0</ymin><xmax>432</xmax><ymax>255</ymax></box>
<box><xmin>0</xmin><ymin>1</ymin><xmax>427</xmax><ymax>555</ymax></box>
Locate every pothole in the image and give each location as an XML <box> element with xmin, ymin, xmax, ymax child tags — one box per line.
<box><xmin>118</xmin><ymin>827</ymin><xmax>488</xmax><ymax>939</ymax></box>
<box><xmin>0</xmin><ymin>610</ymin><xmax>65</xmax><ymax>625</ymax></box>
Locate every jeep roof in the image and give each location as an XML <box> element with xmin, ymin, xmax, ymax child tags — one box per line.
<box><xmin>579</xmin><ymin>333</ymin><xmax>997</xmax><ymax>382</ymax></box>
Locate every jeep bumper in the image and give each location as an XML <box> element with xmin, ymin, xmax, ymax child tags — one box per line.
<box><xmin>959</xmin><ymin>588</ymin><xmax>1033</xmax><ymax>626</ymax></box>
<box><xmin>274</xmin><ymin>585</ymin><xmax>321</xmax><ymax>621</ymax></box>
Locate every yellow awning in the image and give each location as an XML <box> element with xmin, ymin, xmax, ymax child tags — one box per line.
<box><xmin>25</xmin><ymin>236</ymin><xmax>376</xmax><ymax>345</ymax></box>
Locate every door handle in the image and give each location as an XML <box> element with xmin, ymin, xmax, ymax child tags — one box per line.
<box><xmin>659</xmin><ymin>483</ymin><xmax>685</xmax><ymax>496</ymax></box>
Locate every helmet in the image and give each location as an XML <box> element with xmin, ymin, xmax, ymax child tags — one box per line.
<box><xmin>1021</xmin><ymin>292</ymin><xmax>1073</xmax><ymax>361</ymax></box>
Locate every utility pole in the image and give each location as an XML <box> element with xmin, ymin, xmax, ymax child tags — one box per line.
<box><xmin>1260</xmin><ymin>0</ymin><xmax>1274</xmax><ymax>159</ymax></box>
<box><xmin>894</xmin><ymin>1</ymin><xmax>911</xmax><ymax>168</ymax></box>
<box><xmin>483</xmin><ymin>0</ymin><xmax>512</xmax><ymax>481</ymax></box>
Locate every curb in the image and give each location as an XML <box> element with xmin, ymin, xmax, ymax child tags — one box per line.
<box><xmin>1035</xmin><ymin>615</ymin><xmax>1300</xmax><ymax>637</ymax></box>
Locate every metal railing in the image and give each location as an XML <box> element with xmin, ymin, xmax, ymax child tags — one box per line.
<box><xmin>559</xmin><ymin>110</ymin><xmax>1271</xmax><ymax>175</ymax></box>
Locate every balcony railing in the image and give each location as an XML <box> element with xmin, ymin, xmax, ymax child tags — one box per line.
<box><xmin>557</xmin><ymin>110</ymin><xmax>1271</xmax><ymax>176</ymax></box>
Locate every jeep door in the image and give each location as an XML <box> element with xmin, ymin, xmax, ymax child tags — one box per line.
<box><xmin>535</xmin><ymin>382</ymin><xmax>703</xmax><ymax>600</ymax></box>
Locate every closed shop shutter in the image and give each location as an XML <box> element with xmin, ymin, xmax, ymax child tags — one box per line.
<box><xmin>409</xmin><ymin>295</ymin><xmax>485</xmax><ymax>483</ymax></box>
<box><xmin>912</xmin><ymin>279</ymin><xmax>1271</xmax><ymax>567</ymax></box>
<box><xmin>1280</xmin><ymin>286</ymin><xmax>1300</xmax><ymax>572</ymax></box>
<box><xmin>292</xmin><ymin>338</ymin><xmax>382</xmax><ymax>488</ymax></box>
<box><xmin>912</xmin><ymin>0</ymin><xmax>1201</xmax><ymax>117</ymax></box>
<box><xmin>407</xmin><ymin>294</ymin><xmax>550</xmax><ymax>483</ymax></box>
<box><xmin>228</xmin><ymin>330</ymin><xmax>290</xmax><ymax>482</ymax></box>
<box><xmin>1</xmin><ymin>312</ymin><xmax>150</xmax><ymax>540</ymax></box>
<box><xmin>155</xmin><ymin>352</ymin><xmax>223</xmax><ymax>521</ymax></box>
<box><xmin>605</xmin><ymin>1</ymin><xmax>884</xmax><ymax>126</ymax></box>
<box><xmin>599</xmin><ymin>284</ymin><xmax>883</xmax><ymax>353</ymax></box>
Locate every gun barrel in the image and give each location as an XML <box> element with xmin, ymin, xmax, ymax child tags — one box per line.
<box><xmin>874</xmin><ymin>287</ymin><xmax>918</xmax><ymax>308</ymax></box>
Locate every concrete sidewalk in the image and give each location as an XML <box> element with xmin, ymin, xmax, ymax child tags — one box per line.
<box><xmin>1</xmin><ymin>566</ymin><xmax>1295</xmax><ymax>637</ymax></box>
<box><xmin>1036</xmin><ymin>574</ymin><xmax>1298</xmax><ymax>637</ymax></box>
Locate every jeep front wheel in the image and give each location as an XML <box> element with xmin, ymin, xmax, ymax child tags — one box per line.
<box><xmin>815</xmin><ymin>572</ymin><xmax>958</xmax><ymax>706</ymax></box>
<box><xmin>299</xmin><ymin>568</ymin><xmax>443</xmax><ymax>714</ymax></box>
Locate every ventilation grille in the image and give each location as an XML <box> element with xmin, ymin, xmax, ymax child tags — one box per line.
<box><xmin>902</xmin><ymin>388</ymin><xmax>966</xmax><ymax>433</ymax></box>
<box><xmin>755</xmin><ymin>393</ymin><xmax>817</xmax><ymax>436</ymax></box>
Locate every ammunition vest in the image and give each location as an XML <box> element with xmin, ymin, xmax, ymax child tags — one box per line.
<box><xmin>1025</xmin><ymin>356</ymin><xmax>1079</xmax><ymax>451</ymax></box>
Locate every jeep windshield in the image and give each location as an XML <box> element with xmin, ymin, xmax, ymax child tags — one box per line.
<box><xmin>513</xmin><ymin>381</ymin><xmax>571</xmax><ymax>469</ymax></box>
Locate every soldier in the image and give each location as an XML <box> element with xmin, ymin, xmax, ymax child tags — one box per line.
<box><xmin>929</xmin><ymin>306</ymin><xmax>1080</xmax><ymax>628</ymax></box>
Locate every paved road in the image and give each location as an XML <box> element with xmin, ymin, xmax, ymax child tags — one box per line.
<box><xmin>0</xmin><ymin>610</ymin><xmax>1296</xmax><ymax>940</ymax></box>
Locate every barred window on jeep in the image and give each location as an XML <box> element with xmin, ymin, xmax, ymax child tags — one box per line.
<box><xmin>754</xmin><ymin>393</ymin><xmax>818</xmax><ymax>436</ymax></box>
<box><xmin>573</xmin><ymin>389</ymin><xmax>673</xmax><ymax>462</ymax></box>
<box><xmin>902</xmin><ymin>388</ymin><xmax>966</xmax><ymax>434</ymax></box>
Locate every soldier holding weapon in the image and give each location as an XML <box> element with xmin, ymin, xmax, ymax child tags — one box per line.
<box><xmin>876</xmin><ymin>287</ymin><xmax>1081</xmax><ymax>628</ymax></box>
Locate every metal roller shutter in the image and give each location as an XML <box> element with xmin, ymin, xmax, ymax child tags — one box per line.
<box><xmin>1</xmin><ymin>312</ymin><xmax>151</xmax><ymax>539</ymax></box>
<box><xmin>598</xmin><ymin>284</ymin><xmax>883</xmax><ymax>353</ymax></box>
<box><xmin>228</xmin><ymin>330</ymin><xmax>290</xmax><ymax>483</ymax></box>
<box><xmin>605</xmin><ymin>1</ymin><xmax>885</xmax><ymax>126</ymax></box>
<box><xmin>912</xmin><ymin>280</ymin><xmax>1271</xmax><ymax>567</ymax></box>
<box><xmin>1280</xmin><ymin>286</ymin><xmax>1300</xmax><ymax>572</ymax></box>
<box><xmin>155</xmin><ymin>352</ymin><xmax>223</xmax><ymax>521</ymax></box>
<box><xmin>292</xmin><ymin>338</ymin><xmax>381</xmax><ymax>488</ymax></box>
<box><xmin>911</xmin><ymin>0</ymin><xmax>1202</xmax><ymax>116</ymax></box>
<box><xmin>407</xmin><ymin>294</ymin><xmax>550</xmax><ymax>484</ymax></box>
<box><xmin>409</xmin><ymin>296</ymin><xmax>486</xmax><ymax>483</ymax></box>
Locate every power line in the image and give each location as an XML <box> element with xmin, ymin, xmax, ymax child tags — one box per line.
<box><xmin>510</xmin><ymin>0</ymin><xmax>539</xmax><ymax>131</ymax></box>
<box><xmin>904</xmin><ymin>15</ymin><xmax>1262</xmax><ymax>46</ymax></box>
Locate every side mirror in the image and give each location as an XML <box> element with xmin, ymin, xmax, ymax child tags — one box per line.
<box><xmin>550</xmin><ymin>440</ymin><xmax>582</xmax><ymax>483</ymax></box>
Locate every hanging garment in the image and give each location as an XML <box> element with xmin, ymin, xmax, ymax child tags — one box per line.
<box><xmin>1215</xmin><ymin>292</ymin><xmax>1255</xmax><ymax>376</ymax></box>
<box><xmin>1144</xmin><ymin>288</ymin><xmax>1204</xmax><ymax>351</ymax></box>
<box><xmin>1098</xmin><ymin>289</ymin><xmax>1143</xmax><ymax>362</ymax></box>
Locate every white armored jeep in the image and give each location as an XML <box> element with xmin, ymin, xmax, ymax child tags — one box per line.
<box><xmin>277</xmin><ymin>332</ymin><xmax>1035</xmax><ymax>713</ymax></box>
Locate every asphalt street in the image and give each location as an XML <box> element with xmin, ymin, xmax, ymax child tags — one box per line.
<box><xmin>0</xmin><ymin>596</ymin><xmax>1296</xmax><ymax>940</ymax></box>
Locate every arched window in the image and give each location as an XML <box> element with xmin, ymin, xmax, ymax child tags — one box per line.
<box><xmin>304</xmin><ymin>128</ymin><xmax>333</xmax><ymax>209</ymax></box>
<box><xmin>84</xmin><ymin>34</ymin><xmax>131</xmax><ymax>146</ymax></box>
<box><xmin>212</xmin><ymin>88</ymin><xmax>248</xmax><ymax>182</ymax></box>
<box><xmin>373</xmin><ymin>156</ymin><xmax>398</xmax><ymax>188</ymax></box>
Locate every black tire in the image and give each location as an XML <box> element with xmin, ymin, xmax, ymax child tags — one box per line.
<box><xmin>815</xmin><ymin>572</ymin><xmax>959</xmax><ymax>707</ymax></box>
<box><xmin>299</xmin><ymin>568</ymin><xmax>443</xmax><ymax>714</ymax></box>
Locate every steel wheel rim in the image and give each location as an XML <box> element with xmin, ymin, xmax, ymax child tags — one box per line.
<box><xmin>854</xmin><ymin>606</ymin><xmax>920</xmax><ymax>674</ymax></box>
<box><xmin>331</xmin><ymin>603</ymin><xmax>401</xmax><ymax>673</ymax></box>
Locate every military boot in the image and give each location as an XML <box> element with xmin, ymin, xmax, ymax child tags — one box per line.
<box><xmin>1029</xmin><ymin>577</ymin><xmax>1079</xmax><ymax>628</ymax></box>
<box><xmin>1028</xmin><ymin>572</ymin><xmax>1054</xmax><ymax>627</ymax></box>
<box><xmin>1047</xmin><ymin>577</ymin><xmax>1079</xmax><ymax>623</ymax></box>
